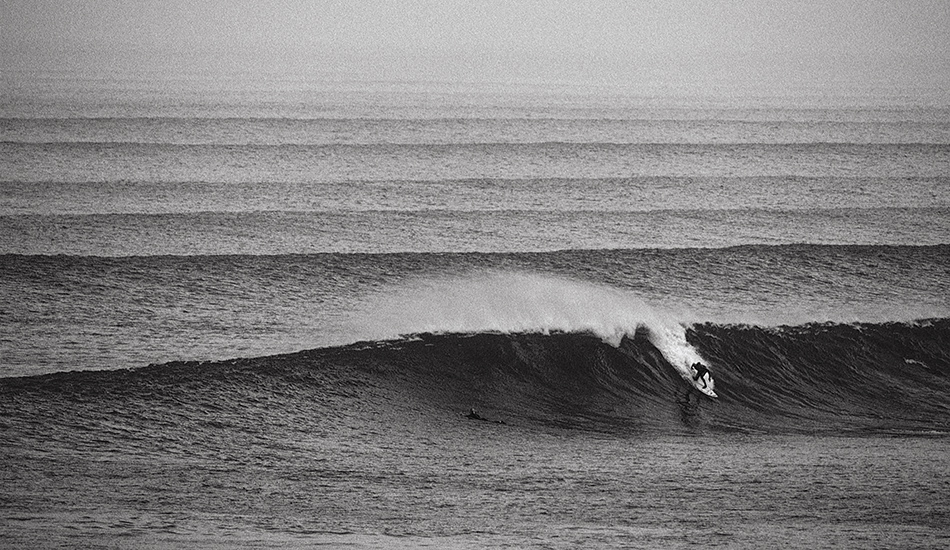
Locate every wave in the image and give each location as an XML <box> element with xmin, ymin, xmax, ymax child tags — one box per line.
<box><xmin>2</xmin><ymin>255</ymin><xmax>947</xmax><ymax>381</ymax></box>
<box><xmin>10</xmin><ymin>205</ymin><xmax>948</xmax><ymax>217</ymax></box>
<box><xmin>346</xmin><ymin>272</ymin><xmax>707</xmax><ymax>376</ymax></box>
<box><xmin>4</xmin><ymin>176</ymin><xmax>947</xmax><ymax>218</ymax></box>
<box><xmin>3</xmin><ymin>116</ymin><xmax>949</xmax><ymax>147</ymax></box>
<box><xmin>4</xmin><ymin>115</ymin><xmax>948</xmax><ymax>123</ymax></box>
<box><xmin>3</xmin><ymin>320</ymin><xmax>948</xmax><ymax>436</ymax></box>
<box><xmin>3</xmin><ymin>208</ymin><xmax>949</xmax><ymax>256</ymax></box>
<box><xmin>4</xmin><ymin>141</ymin><xmax>947</xmax><ymax>185</ymax></box>
<box><xmin>4</xmin><ymin>140</ymin><xmax>949</xmax><ymax>149</ymax></box>
<box><xmin>4</xmin><ymin>174</ymin><xmax>950</xmax><ymax>185</ymax></box>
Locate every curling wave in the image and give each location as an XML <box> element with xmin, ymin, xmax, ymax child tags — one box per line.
<box><xmin>3</xmin><ymin>320</ymin><xmax>948</xmax><ymax>437</ymax></box>
<box><xmin>347</xmin><ymin>272</ymin><xmax>709</xmax><ymax>382</ymax></box>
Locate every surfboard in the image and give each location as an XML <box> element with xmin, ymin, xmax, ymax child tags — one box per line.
<box><xmin>688</xmin><ymin>365</ymin><xmax>718</xmax><ymax>398</ymax></box>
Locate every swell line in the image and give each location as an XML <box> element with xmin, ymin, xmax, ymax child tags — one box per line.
<box><xmin>3</xmin><ymin>140</ymin><xmax>949</xmax><ymax>148</ymax></box>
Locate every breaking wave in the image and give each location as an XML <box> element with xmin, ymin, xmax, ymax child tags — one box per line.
<box><xmin>347</xmin><ymin>272</ymin><xmax>709</xmax><ymax>383</ymax></box>
<box><xmin>3</xmin><ymin>319</ymin><xmax>948</xmax><ymax>437</ymax></box>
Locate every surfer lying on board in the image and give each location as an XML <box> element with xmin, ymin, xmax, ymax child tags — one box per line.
<box><xmin>691</xmin><ymin>363</ymin><xmax>711</xmax><ymax>389</ymax></box>
<box><xmin>463</xmin><ymin>408</ymin><xmax>506</xmax><ymax>424</ymax></box>
<box><xmin>466</xmin><ymin>408</ymin><xmax>485</xmax><ymax>420</ymax></box>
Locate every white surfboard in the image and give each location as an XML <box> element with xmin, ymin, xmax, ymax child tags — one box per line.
<box><xmin>688</xmin><ymin>364</ymin><xmax>718</xmax><ymax>398</ymax></box>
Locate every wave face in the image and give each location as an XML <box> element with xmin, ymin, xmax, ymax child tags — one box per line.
<box><xmin>4</xmin><ymin>320</ymin><xmax>948</xmax><ymax>437</ymax></box>
<box><xmin>3</xmin><ymin>246</ymin><xmax>948</xmax><ymax>377</ymax></box>
<box><xmin>691</xmin><ymin>321</ymin><xmax>950</xmax><ymax>433</ymax></box>
<box><xmin>0</xmin><ymin>245</ymin><xmax>950</xmax><ymax>376</ymax></box>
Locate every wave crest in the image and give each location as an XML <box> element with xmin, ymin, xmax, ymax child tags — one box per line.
<box><xmin>347</xmin><ymin>271</ymin><xmax>707</xmax><ymax>377</ymax></box>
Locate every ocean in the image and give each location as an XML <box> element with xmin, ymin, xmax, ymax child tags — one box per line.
<box><xmin>1</xmin><ymin>75</ymin><xmax>949</xmax><ymax>549</ymax></box>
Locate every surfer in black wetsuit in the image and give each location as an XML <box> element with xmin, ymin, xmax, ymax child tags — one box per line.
<box><xmin>691</xmin><ymin>362</ymin><xmax>710</xmax><ymax>388</ymax></box>
<box><xmin>466</xmin><ymin>408</ymin><xmax>484</xmax><ymax>420</ymax></box>
<box><xmin>463</xmin><ymin>407</ymin><xmax>506</xmax><ymax>424</ymax></box>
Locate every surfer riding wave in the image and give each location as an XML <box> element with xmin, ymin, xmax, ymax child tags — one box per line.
<box><xmin>691</xmin><ymin>362</ymin><xmax>711</xmax><ymax>389</ymax></box>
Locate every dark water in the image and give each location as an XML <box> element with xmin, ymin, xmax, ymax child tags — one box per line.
<box><xmin>2</xmin><ymin>76</ymin><xmax>949</xmax><ymax>548</ymax></box>
<box><xmin>3</xmin><ymin>328</ymin><xmax>950</xmax><ymax>548</ymax></box>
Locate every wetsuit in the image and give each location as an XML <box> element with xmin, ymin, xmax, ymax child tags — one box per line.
<box><xmin>692</xmin><ymin>363</ymin><xmax>710</xmax><ymax>388</ymax></box>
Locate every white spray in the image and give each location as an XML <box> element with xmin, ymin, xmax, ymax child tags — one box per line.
<box><xmin>347</xmin><ymin>271</ymin><xmax>708</xmax><ymax>381</ymax></box>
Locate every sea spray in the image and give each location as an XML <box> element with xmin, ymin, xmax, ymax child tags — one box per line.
<box><xmin>347</xmin><ymin>270</ymin><xmax>710</xmax><ymax>378</ymax></box>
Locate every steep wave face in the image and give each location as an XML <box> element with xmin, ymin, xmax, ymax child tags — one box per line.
<box><xmin>689</xmin><ymin>321</ymin><xmax>950</xmax><ymax>433</ymax></box>
<box><xmin>4</xmin><ymin>320</ymin><xmax>948</xmax><ymax>438</ymax></box>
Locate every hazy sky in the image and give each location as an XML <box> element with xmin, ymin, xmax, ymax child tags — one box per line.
<box><xmin>3</xmin><ymin>0</ymin><xmax>949</xmax><ymax>89</ymax></box>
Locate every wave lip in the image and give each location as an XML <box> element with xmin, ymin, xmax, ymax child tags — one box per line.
<box><xmin>348</xmin><ymin>271</ymin><xmax>709</xmax><ymax>370</ymax></box>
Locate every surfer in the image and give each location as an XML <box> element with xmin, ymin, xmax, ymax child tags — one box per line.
<box><xmin>463</xmin><ymin>408</ymin><xmax>505</xmax><ymax>424</ymax></box>
<box><xmin>466</xmin><ymin>408</ymin><xmax>484</xmax><ymax>420</ymax></box>
<box><xmin>691</xmin><ymin>362</ymin><xmax>710</xmax><ymax>389</ymax></box>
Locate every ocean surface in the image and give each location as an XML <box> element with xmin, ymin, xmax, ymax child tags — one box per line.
<box><xmin>2</xmin><ymin>75</ymin><xmax>949</xmax><ymax>549</ymax></box>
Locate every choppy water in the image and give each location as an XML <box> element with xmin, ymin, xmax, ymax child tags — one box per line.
<box><xmin>1</xmin><ymin>75</ymin><xmax>949</xmax><ymax>548</ymax></box>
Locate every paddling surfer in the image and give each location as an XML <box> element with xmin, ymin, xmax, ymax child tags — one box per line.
<box><xmin>463</xmin><ymin>407</ymin><xmax>505</xmax><ymax>424</ymax></box>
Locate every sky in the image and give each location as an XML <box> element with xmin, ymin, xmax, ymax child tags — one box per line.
<box><xmin>2</xmin><ymin>0</ymin><xmax>949</xmax><ymax>90</ymax></box>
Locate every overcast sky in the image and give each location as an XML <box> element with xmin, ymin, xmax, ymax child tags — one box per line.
<box><xmin>3</xmin><ymin>0</ymin><xmax>949</xmax><ymax>89</ymax></box>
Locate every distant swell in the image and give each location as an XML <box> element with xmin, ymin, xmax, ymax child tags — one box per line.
<box><xmin>4</xmin><ymin>141</ymin><xmax>950</xmax><ymax>151</ymax></box>
<box><xmin>3</xmin><ymin>320</ymin><xmax>948</xmax><ymax>436</ymax></box>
